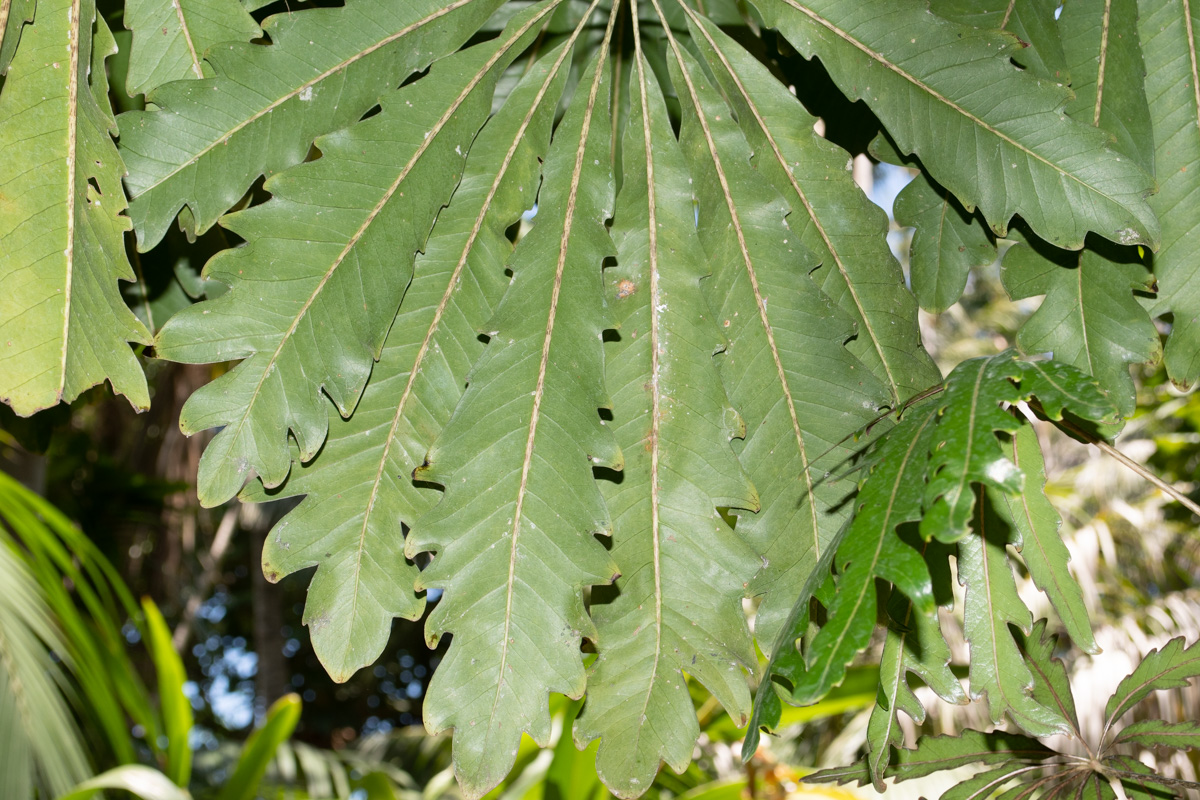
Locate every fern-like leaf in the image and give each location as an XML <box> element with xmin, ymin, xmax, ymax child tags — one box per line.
<box><xmin>119</xmin><ymin>0</ymin><xmax>508</xmax><ymax>249</ymax></box>
<box><xmin>572</xmin><ymin>43</ymin><xmax>761</xmax><ymax>796</ymax></box>
<box><xmin>1114</xmin><ymin>719</ymin><xmax>1200</xmax><ymax>750</ymax></box>
<box><xmin>750</xmin><ymin>0</ymin><xmax>1158</xmax><ymax>249</ymax></box>
<box><xmin>1104</xmin><ymin>637</ymin><xmax>1200</xmax><ymax>732</ymax></box>
<box><xmin>156</xmin><ymin>6</ymin><xmax>555</xmax><ymax>507</ymax></box>
<box><xmin>248</xmin><ymin>27</ymin><xmax>581</xmax><ymax>681</ymax></box>
<box><xmin>0</xmin><ymin>0</ymin><xmax>152</xmax><ymax>416</ymax></box>
<box><xmin>405</xmin><ymin>10</ymin><xmax>622</xmax><ymax>795</ymax></box>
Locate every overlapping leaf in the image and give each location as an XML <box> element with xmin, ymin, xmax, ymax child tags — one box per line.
<box><xmin>248</xmin><ymin>30</ymin><xmax>581</xmax><ymax>681</ymax></box>
<box><xmin>156</xmin><ymin>6</ymin><xmax>556</xmax><ymax>507</ymax></box>
<box><xmin>684</xmin><ymin>11</ymin><xmax>941</xmax><ymax>406</ymax></box>
<box><xmin>119</xmin><ymin>0</ymin><xmax>508</xmax><ymax>249</ymax></box>
<box><xmin>750</xmin><ymin>0</ymin><xmax>1159</xmax><ymax>249</ymax></box>
<box><xmin>667</xmin><ymin>18</ymin><xmax>892</xmax><ymax>654</ymax></box>
<box><xmin>404</xmin><ymin>12</ymin><xmax>621</xmax><ymax>795</ymax></box>
<box><xmin>1141</xmin><ymin>0</ymin><xmax>1200</xmax><ymax>388</ymax></box>
<box><xmin>123</xmin><ymin>0</ymin><xmax>262</xmax><ymax>96</ymax></box>
<box><xmin>1001</xmin><ymin>232</ymin><xmax>1159</xmax><ymax>418</ymax></box>
<box><xmin>0</xmin><ymin>0</ymin><xmax>152</xmax><ymax>417</ymax></box>
<box><xmin>0</xmin><ymin>0</ymin><xmax>33</xmax><ymax>76</ymax></box>
<box><xmin>573</xmin><ymin>43</ymin><xmax>761</xmax><ymax>796</ymax></box>
<box><xmin>929</xmin><ymin>0</ymin><xmax>1068</xmax><ymax>81</ymax></box>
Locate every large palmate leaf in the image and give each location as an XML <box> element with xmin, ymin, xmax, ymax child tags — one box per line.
<box><xmin>1141</xmin><ymin>0</ymin><xmax>1200</xmax><ymax>387</ymax></box>
<box><xmin>155</xmin><ymin>5</ymin><xmax>556</xmax><ymax>507</ymax></box>
<box><xmin>0</xmin><ymin>0</ymin><xmax>33</xmax><ymax>76</ymax></box>
<box><xmin>685</xmin><ymin>11</ymin><xmax>940</xmax><ymax>406</ymax></box>
<box><xmin>404</xmin><ymin>10</ymin><xmax>621</xmax><ymax>795</ymax></box>
<box><xmin>667</xmin><ymin>17</ymin><xmax>891</xmax><ymax>653</ymax></box>
<box><xmin>250</xmin><ymin>24</ymin><xmax>581</xmax><ymax>682</ymax></box>
<box><xmin>119</xmin><ymin>0</ymin><xmax>508</xmax><ymax>249</ymax></box>
<box><xmin>572</xmin><ymin>42</ymin><xmax>761</xmax><ymax>797</ymax></box>
<box><xmin>750</xmin><ymin>0</ymin><xmax>1158</xmax><ymax>249</ymax></box>
<box><xmin>0</xmin><ymin>0</ymin><xmax>151</xmax><ymax>417</ymax></box>
<box><xmin>123</xmin><ymin>0</ymin><xmax>262</xmax><ymax>96</ymax></box>
<box><xmin>960</xmin><ymin>488</ymin><xmax>1070</xmax><ymax>735</ymax></box>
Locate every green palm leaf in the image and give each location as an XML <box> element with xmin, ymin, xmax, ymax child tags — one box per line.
<box><xmin>405</xmin><ymin>8</ymin><xmax>622</xmax><ymax>794</ymax></box>
<box><xmin>751</xmin><ymin>0</ymin><xmax>1158</xmax><ymax>249</ymax></box>
<box><xmin>0</xmin><ymin>0</ymin><xmax>151</xmax><ymax>416</ymax></box>
<box><xmin>155</xmin><ymin>4</ymin><xmax>557</xmax><ymax>507</ymax></box>
<box><xmin>572</xmin><ymin>38</ymin><xmax>760</xmax><ymax>795</ymax></box>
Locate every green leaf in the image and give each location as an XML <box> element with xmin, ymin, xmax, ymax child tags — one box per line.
<box><xmin>1105</xmin><ymin>637</ymin><xmax>1200</xmax><ymax>730</ymax></box>
<box><xmin>920</xmin><ymin>353</ymin><xmax>1024</xmax><ymax>543</ymax></box>
<box><xmin>119</xmin><ymin>0</ymin><xmax>509</xmax><ymax>249</ymax></box>
<box><xmin>216</xmin><ymin>693</ymin><xmax>302</xmax><ymax>800</ymax></box>
<box><xmin>685</xmin><ymin>11</ymin><xmax>941</xmax><ymax>406</ymax></box>
<box><xmin>155</xmin><ymin>6</ymin><xmax>556</xmax><ymax>508</ymax></box>
<box><xmin>1059</xmin><ymin>0</ymin><xmax>1153</xmax><ymax>172</ymax></box>
<box><xmin>668</xmin><ymin>17</ymin><xmax>892</xmax><ymax>655</ymax></box>
<box><xmin>1016</xmin><ymin>619</ymin><xmax>1083</xmax><ymax>737</ymax></box>
<box><xmin>1013</xmin><ymin>356</ymin><xmax>1122</xmax><ymax>423</ymax></box>
<box><xmin>1114</xmin><ymin>719</ymin><xmax>1200</xmax><ymax>751</ymax></box>
<box><xmin>1001</xmin><ymin>233</ymin><xmax>1159</xmax><ymax>421</ymax></box>
<box><xmin>929</xmin><ymin>0</ymin><xmax>1068</xmax><ymax>81</ymax></box>
<box><xmin>404</xmin><ymin>10</ymin><xmax>622</xmax><ymax>795</ymax></box>
<box><xmin>1104</xmin><ymin>754</ymin><xmax>1181</xmax><ymax>800</ymax></box>
<box><xmin>1141</xmin><ymin>0</ymin><xmax>1200</xmax><ymax>388</ymax></box>
<box><xmin>959</xmin><ymin>487</ymin><xmax>1072</xmax><ymax>736</ymax></box>
<box><xmin>866</xmin><ymin>540</ymin><xmax>966</xmax><ymax>788</ymax></box>
<box><xmin>142</xmin><ymin>598</ymin><xmax>193</xmax><ymax>787</ymax></box>
<box><xmin>942</xmin><ymin>764</ymin><xmax>1051</xmax><ymax>800</ymax></box>
<box><xmin>123</xmin><ymin>0</ymin><xmax>262</xmax><ymax>96</ymax></box>
<box><xmin>1000</xmin><ymin>428</ymin><xmax>1097</xmax><ymax>653</ymax></box>
<box><xmin>0</xmin><ymin>0</ymin><xmax>34</xmax><ymax>76</ymax></box>
<box><xmin>807</xmin><ymin>729</ymin><xmax>1053</xmax><ymax>786</ymax></box>
<box><xmin>0</xmin><ymin>538</ymin><xmax>92</xmax><ymax>800</ymax></box>
<box><xmin>783</xmin><ymin>408</ymin><xmax>938</xmax><ymax>705</ymax></box>
<box><xmin>0</xmin><ymin>0</ymin><xmax>152</xmax><ymax>417</ymax></box>
<box><xmin>250</xmin><ymin>30</ymin><xmax>578</xmax><ymax>682</ymax></box>
<box><xmin>572</xmin><ymin>47</ymin><xmax>761</xmax><ymax>796</ymax></box>
<box><xmin>59</xmin><ymin>766</ymin><xmax>193</xmax><ymax>800</ymax></box>
<box><xmin>750</xmin><ymin>0</ymin><xmax>1159</xmax><ymax>250</ymax></box>
<box><xmin>896</xmin><ymin>170</ymin><xmax>997</xmax><ymax>315</ymax></box>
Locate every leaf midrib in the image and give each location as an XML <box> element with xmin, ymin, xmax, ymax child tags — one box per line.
<box><xmin>133</xmin><ymin>0</ymin><xmax>477</xmax><ymax>199</ymax></box>
<box><xmin>172</xmin><ymin>0</ymin><xmax>204</xmax><ymax>80</ymax></box>
<box><xmin>60</xmin><ymin>0</ymin><xmax>83</xmax><ymax>402</ymax></box>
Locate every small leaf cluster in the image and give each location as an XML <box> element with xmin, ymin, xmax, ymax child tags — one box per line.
<box><xmin>810</xmin><ymin>624</ymin><xmax>1200</xmax><ymax>800</ymax></box>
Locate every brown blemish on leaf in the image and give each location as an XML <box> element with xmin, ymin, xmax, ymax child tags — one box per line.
<box><xmin>616</xmin><ymin>279</ymin><xmax>636</xmax><ymax>299</ymax></box>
